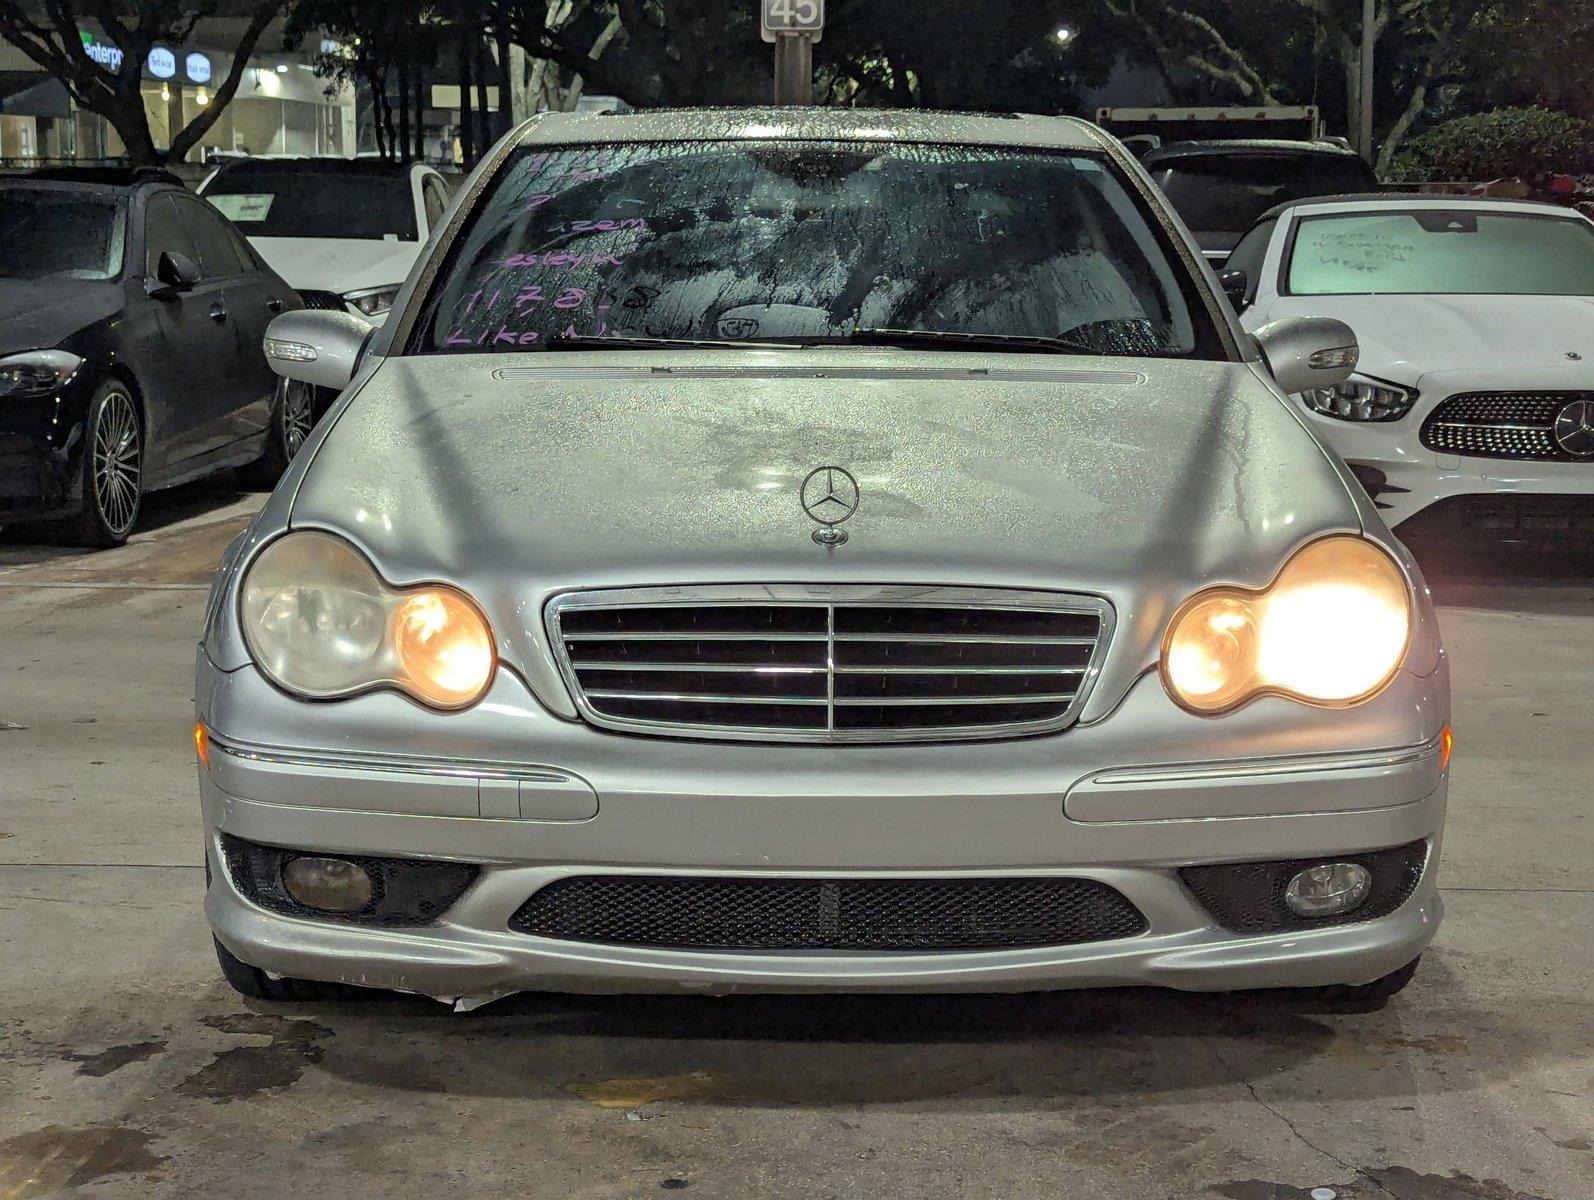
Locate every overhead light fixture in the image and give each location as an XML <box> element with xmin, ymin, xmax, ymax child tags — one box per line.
<box><xmin>1055</xmin><ymin>26</ymin><xmax>1075</xmax><ymax>44</ymax></box>
<box><xmin>160</xmin><ymin>84</ymin><xmax>170</xmax><ymax>101</ymax></box>
<box><xmin>195</xmin><ymin>86</ymin><xmax>209</xmax><ymax>105</ymax></box>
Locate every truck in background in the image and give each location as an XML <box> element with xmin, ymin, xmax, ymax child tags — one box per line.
<box><xmin>1095</xmin><ymin>106</ymin><xmax>1333</xmax><ymax>154</ymax></box>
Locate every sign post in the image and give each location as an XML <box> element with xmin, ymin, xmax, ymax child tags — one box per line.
<box><xmin>761</xmin><ymin>0</ymin><xmax>824</xmax><ymax>105</ymax></box>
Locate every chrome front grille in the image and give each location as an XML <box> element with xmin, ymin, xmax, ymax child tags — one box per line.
<box><xmin>1420</xmin><ymin>392</ymin><xmax>1589</xmax><ymax>461</ymax></box>
<box><xmin>546</xmin><ymin>586</ymin><xmax>1111</xmax><ymax>743</ymax></box>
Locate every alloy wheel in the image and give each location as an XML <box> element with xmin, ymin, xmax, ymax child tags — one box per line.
<box><xmin>92</xmin><ymin>389</ymin><xmax>141</xmax><ymax>536</ymax></box>
<box><xmin>281</xmin><ymin>380</ymin><xmax>314</xmax><ymax>457</ymax></box>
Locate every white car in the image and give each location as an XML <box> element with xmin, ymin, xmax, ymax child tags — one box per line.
<box><xmin>199</xmin><ymin>158</ymin><xmax>452</xmax><ymax>324</ymax></box>
<box><xmin>1228</xmin><ymin>195</ymin><xmax>1594</xmax><ymax>536</ymax></box>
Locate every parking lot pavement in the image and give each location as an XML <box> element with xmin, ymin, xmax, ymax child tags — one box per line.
<box><xmin>1</xmin><ymin>505</ymin><xmax>1590</xmax><ymax>1200</ymax></box>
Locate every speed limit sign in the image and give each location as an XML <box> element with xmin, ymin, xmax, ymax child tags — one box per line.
<box><xmin>761</xmin><ymin>0</ymin><xmax>824</xmax><ymax>42</ymax></box>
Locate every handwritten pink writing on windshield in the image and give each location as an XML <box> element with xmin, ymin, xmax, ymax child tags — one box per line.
<box><xmin>499</xmin><ymin>251</ymin><xmax>626</xmax><ymax>269</ymax></box>
<box><xmin>443</xmin><ymin>322</ymin><xmax>615</xmax><ymax>347</ymax></box>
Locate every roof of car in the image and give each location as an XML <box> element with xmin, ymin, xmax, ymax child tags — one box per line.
<box><xmin>1254</xmin><ymin>192</ymin><xmax>1584</xmax><ymax>223</ymax></box>
<box><xmin>0</xmin><ymin>165</ymin><xmax>182</xmax><ymax>188</ymax></box>
<box><xmin>1143</xmin><ymin>139</ymin><xmax>1365</xmax><ymax>163</ymax></box>
<box><xmin>519</xmin><ymin>107</ymin><xmax>1108</xmax><ymax>151</ymax></box>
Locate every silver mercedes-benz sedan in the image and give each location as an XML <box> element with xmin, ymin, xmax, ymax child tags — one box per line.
<box><xmin>196</xmin><ymin>108</ymin><xmax>1450</xmax><ymax>1010</ymax></box>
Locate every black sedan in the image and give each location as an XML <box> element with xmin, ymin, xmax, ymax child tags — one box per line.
<box><xmin>0</xmin><ymin>170</ymin><xmax>309</xmax><ymax>546</ymax></box>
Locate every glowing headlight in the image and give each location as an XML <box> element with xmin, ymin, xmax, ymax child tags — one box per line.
<box><xmin>342</xmin><ymin>284</ymin><xmax>401</xmax><ymax>318</ymax></box>
<box><xmin>240</xmin><ymin>531</ymin><xmax>495</xmax><ymax>709</ymax></box>
<box><xmin>1297</xmin><ymin>378</ymin><xmax>1415</xmax><ymax>422</ymax></box>
<box><xmin>1163</xmin><ymin>536</ymin><xmax>1411</xmax><ymax>714</ymax></box>
<box><xmin>0</xmin><ymin>349</ymin><xmax>83</xmax><ymax>399</ymax></box>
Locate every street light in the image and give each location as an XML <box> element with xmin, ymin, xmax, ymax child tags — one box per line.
<box><xmin>1054</xmin><ymin>26</ymin><xmax>1075</xmax><ymax>45</ymax></box>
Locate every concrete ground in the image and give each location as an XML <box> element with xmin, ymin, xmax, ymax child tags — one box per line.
<box><xmin>0</xmin><ymin>483</ymin><xmax>1589</xmax><ymax>1200</ymax></box>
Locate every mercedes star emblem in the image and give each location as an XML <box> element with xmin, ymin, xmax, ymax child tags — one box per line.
<box><xmin>800</xmin><ymin>466</ymin><xmax>860</xmax><ymax>546</ymax></box>
<box><xmin>1553</xmin><ymin>398</ymin><xmax>1594</xmax><ymax>458</ymax></box>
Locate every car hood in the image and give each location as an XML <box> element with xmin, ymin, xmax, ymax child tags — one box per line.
<box><xmin>244</xmin><ymin>237</ymin><xmax>420</xmax><ymax>297</ymax></box>
<box><xmin>0</xmin><ymin>278</ymin><xmax>124</xmax><ymax>356</ymax></box>
<box><xmin>290</xmin><ymin>349</ymin><xmax>1362</xmax><ymax>684</ymax></box>
<box><xmin>1266</xmin><ymin>293</ymin><xmax>1594</xmax><ymax>387</ymax></box>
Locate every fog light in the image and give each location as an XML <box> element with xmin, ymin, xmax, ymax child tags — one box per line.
<box><xmin>281</xmin><ymin>856</ymin><xmax>376</xmax><ymax>913</ymax></box>
<box><xmin>1284</xmin><ymin>862</ymin><xmax>1372</xmax><ymax>918</ymax></box>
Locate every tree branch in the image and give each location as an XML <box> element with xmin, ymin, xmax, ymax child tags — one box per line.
<box><xmin>169</xmin><ymin>1</ymin><xmax>281</xmax><ymax>160</ymax></box>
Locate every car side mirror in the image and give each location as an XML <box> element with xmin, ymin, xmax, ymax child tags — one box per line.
<box><xmin>1253</xmin><ymin>317</ymin><xmax>1359</xmax><ymax>395</ymax></box>
<box><xmin>264</xmin><ymin>309</ymin><xmax>374</xmax><ymax>392</ymax></box>
<box><xmin>1218</xmin><ymin>268</ymin><xmax>1248</xmax><ymax>308</ymax></box>
<box><xmin>149</xmin><ymin>249</ymin><xmax>201</xmax><ymax>298</ymax></box>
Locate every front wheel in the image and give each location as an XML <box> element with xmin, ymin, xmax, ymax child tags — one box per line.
<box><xmin>1313</xmin><ymin>956</ymin><xmax>1421</xmax><ymax>1010</ymax></box>
<box><xmin>243</xmin><ymin>378</ymin><xmax>315</xmax><ymax>487</ymax></box>
<box><xmin>214</xmin><ymin>937</ymin><xmax>352</xmax><ymax>1002</ymax></box>
<box><xmin>64</xmin><ymin>380</ymin><xmax>143</xmax><ymax>547</ymax></box>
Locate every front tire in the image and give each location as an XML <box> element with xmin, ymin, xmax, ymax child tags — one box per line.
<box><xmin>64</xmin><ymin>380</ymin><xmax>142</xmax><ymax>547</ymax></box>
<box><xmin>213</xmin><ymin>937</ymin><xmax>351</xmax><ymax>1002</ymax></box>
<box><xmin>1314</xmin><ymin>956</ymin><xmax>1421</xmax><ymax>1010</ymax></box>
<box><xmin>242</xmin><ymin>378</ymin><xmax>314</xmax><ymax>487</ymax></box>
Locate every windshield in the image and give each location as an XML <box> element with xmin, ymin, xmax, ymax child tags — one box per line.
<box><xmin>0</xmin><ymin>188</ymin><xmax>124</xmax><ymax>281</ymax></box>
<box><xmin>1154</xmin><ymin>154</ymin><xmax>1377</xmax><ymax>235</ymax></box>
<box><xmin>415</xmin><ymin>140</ymin><xmax>1214</xmax><ymax>358</ymax></box>
<box><xmin>204</xmin><ymin>168</ymin><xmax>417</xmax><ymax>241</ymax></box>
<box><xmin>1287</xmin><ymin>210</ymin><xmax>1594</xmax><ymax>296</ymax></box>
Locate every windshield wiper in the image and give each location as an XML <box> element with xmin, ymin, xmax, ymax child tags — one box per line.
<box><xmin>540</xmin><ymin>333</ymin><xmax>799</xmax><ymax>351</ymax></box>
<box><xmin>536</xmin><ymin>329</ymin><xmax>1106</xmax><ymax>355</ymax></box>
<box><xmin>842</xmin><ymin>327</ymin><xmax>1101</xmax><ymax>355</ymax></box>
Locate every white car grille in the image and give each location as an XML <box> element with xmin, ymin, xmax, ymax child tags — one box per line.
<box><xmin>1420</xmin><ymin>392</ymin><xmax>1592</xmax><ymax>461</ymax></box>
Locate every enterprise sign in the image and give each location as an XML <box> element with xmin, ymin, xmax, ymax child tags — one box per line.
<box><xmin>77</xmin><ymin>29</ymin><xmax>212</xmax><ymax>84</ymax></box>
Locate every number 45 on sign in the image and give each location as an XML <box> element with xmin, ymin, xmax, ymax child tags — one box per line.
<box><xmin>761</xmin><ymin>0</ymin><xmax>824</xmax><ymax>41</ymax></box>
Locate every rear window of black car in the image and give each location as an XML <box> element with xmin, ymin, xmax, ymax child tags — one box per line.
<box><xmin>204</xmin><ymin>166</ymin><xmax>417</xmax><ymax>242</ymax></box>
<box><xmin>1152</xmin><ymin>154</ymin><xmax>1378</xmax><ymax>234</ymax></box>
<box><xmin>0</xmin><ymin>187</ymin><xmax>125</xmax><ymax>281</ymax></box>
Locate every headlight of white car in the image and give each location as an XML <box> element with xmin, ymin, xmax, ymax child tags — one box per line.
<box><xmin>1162</xmin><ymin>535</ymin><xmax>1411</xmax><ymax>714</ymax></box>
<box><xmin>342</xmin><ymin>284</ymin><xmax>402</xmax><ymax>318</ymax></box>
<box><xmin>0</xmin><ymin>349</ymin><xmax>83</xmax><ymax>398</ymax></box>
<box><xmin>240</xmin><ymin>531</ymin><xmax>496</xmax><ymax>710</ymax></box>
<box><xmin>1296</xmin><ymin>377</ymin><xmax>1415</xmax><ymax>422</ymax></box>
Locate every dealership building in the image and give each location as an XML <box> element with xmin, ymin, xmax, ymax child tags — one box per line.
<box><xmin>0</xmin><ymin>22</ymin><xmax>355</xmax><ymax>165</ymax></box>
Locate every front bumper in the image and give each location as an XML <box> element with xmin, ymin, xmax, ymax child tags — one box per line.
<box><xmin>1301</xmin><ymin>382</ymin><xmax>1594</xmax><ymax>529</ymax></box>
<box><xmin>198</xmin><ymin>654</ymin><xmax>1449</xmax><ymax>1005</ymax></box>
<box><xmin>0</xmin><ymin>387</ymin><xmax>91</xmax><ymax>524</ymax></box>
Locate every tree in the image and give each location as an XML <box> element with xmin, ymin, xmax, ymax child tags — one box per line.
<box><xmin>489</xmin><ymin>0</ymin><xmax>1114</xmax><ymax>114</ymax></box>
<box><xmin>1387</xmin><ymin>107</ymin><xmax>1594</xmax><ymax>185</ymax></box>
<box><xmin>0</xmin><ymin>0</ymin><xmax>283</xmax><ymax>165</ymax></box>
<box><xmin>820</xmin><ymin>0</ymin><xmax>1117</xmax><ymax>112</ymax></box>
<box><xmin>286</xmin><ymin>0</ymin><xmax>439</xmax><ymax>161</ymax></box>
<box><xmin>1102</xmin><ymin>0</ymin><xmax>1519</xmax><ymax>172</ymax></box>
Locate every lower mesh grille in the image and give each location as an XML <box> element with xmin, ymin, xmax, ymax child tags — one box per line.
<box><xmin>221</xmin><ymin>834</ymin><xmax>478</xmax><ymax>927</ymax></box>
<box><xmin>1397</xmin><ymin>493</ymin><xmax>1594</xmax><ymax>540</ymax></box>
<box><xmin>509</xmin><ymin>875</ymin><xmax>1149</xmax><ymax>951</ymax></box>
<box><xmin>296</xmin><ymin>289</ymin><xmax>347</xmax><ymax>312</ymax></box>
<box><xmin>1179</xmin><ymin>842</ymin><xmax>1427</xmax><ymax>935</ymax></box>
<box><xmin>1420</xmin><ymin>392</ymin><xmax>1594</xmax><ymax>461</ymax></box>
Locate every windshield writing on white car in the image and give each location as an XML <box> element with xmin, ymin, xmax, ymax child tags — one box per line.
<box><xmin>416</xmin><ymin>140</ymin><xmax>1212</xmax><ymax>357</ymax></box>
<box><xmin>1288</xmin><ymin>211</ymin><xmax>1594</xmax><ymax>296</ymax></box>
